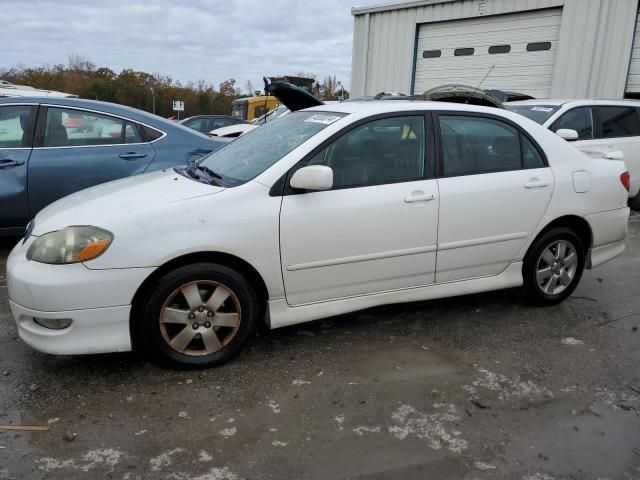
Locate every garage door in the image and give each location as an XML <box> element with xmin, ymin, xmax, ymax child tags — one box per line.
<box><xmin>413</xmin><ymin>8</ymin><xmax>563</xmax><ymax>98</ymax></box>
<box><xmin>626</xmin><ymin>9</ymin><xmax>640</xmax><ymax>94</ymax></box>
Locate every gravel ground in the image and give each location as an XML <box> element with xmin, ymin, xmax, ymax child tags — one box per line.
<box><xmin>1</xmin><ymin>212</ymin><xmax>639</xmax><ymax>480</ymax></box>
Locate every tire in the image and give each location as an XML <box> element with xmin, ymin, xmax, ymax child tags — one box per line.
<box><xmin>629</xmin><ymin>193</ymin><xmax>640</xmax><ymax>211</ymax></box>
<box><xmin>523</xmin><ymin>227</ymin><xmax>585</xmax><ymax>306</ymax></box>
<box><xmin>136</xmin><ymin>263</ymin><xmax>259</xmax><ymax>369</ymax></box>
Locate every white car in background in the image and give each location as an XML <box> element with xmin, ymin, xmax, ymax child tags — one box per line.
<box><xmin>7</xmin><ymin>100</ymin><xmax>630</xmax><ymax>368</ymax></box>
<box><xmin>506</xmin><ymin>99</ymin><xmax>640</xmax><ymax>209</ymax></box>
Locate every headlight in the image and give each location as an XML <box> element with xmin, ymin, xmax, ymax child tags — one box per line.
<box><xmin>26</xmin><ymin>226</ymin><xmax>113</xmax><ymax>264</ymax></box>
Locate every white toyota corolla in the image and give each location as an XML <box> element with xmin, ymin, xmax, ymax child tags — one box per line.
<box><xmin>7</xmin><ymin>101</ymin><xmax>631</xmax><ymax>368</ymax></box>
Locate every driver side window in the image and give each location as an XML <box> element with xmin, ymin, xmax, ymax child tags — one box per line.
<box><xmin>307</xmin><ymin>116</ymin><xmax>425</xmax><ymax>189</ymax></box>
<box><xmin>550</xmin><ymin>107</ymin><xmax>594</xmax><ymax>140</ymax></box>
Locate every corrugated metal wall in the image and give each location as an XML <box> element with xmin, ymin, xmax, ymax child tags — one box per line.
<box><xmin>351</xmin><ymin>0</ymin><xmax>639</xmax><ymax>98</ymax></box>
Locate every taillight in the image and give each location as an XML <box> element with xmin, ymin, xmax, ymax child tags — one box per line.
<box><xmin>620</xmin><ymin>171</ymin><xmax>630</xmax><ymax>192</ymax></box>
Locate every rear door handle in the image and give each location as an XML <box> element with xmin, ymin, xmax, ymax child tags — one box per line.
<box><xmin>0</xmin><ymin>158</ymin><xmax>25</xmax><ymax>169</ymax></box>
<box><xmin>119</xmin><ymin>152</ymin><xmax>147</xmax><ymax>160</ymax></box>
<box><xmin>524</xmin><ymin>179</ymin><xmax>549</xmax><ymax>189</ymax></box>
<box><xmin>404</xmin><ymin>193</ymin><xmax>436</xmax><ymax>203</ymax></box>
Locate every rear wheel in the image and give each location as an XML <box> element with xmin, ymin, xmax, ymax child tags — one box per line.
<box><xmin>137</xmin><ymin>263</ymin><xmax>259</xmax><ymax>368</ymax></box>
<box><xmin>523</xmin><ymin>227</ymin><xmax>585</xmax><ymax>305</ymax></box>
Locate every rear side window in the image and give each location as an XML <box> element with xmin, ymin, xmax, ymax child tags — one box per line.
<box><xmin>550</xmin><ymin>107</ymin><xmax>594</xmax><ymax>140</ymax></box>
<box><xmin>0</xmin><ymin>105</ymin><xmax>35</xmax><ymax>148</ymax></box>
<box><xmin>43</xmin><ymin>107</ymin><xmax>143</xmax><ymax>147</ymax></box>
<box><xmin>438</xmin><ymin>115</ymin><xmax>543</xmax><ymax>176</ymax></box>
<box><xmin>596</xmin><ymin>106</ymin><xmax>640</xmax><ymax>138</ymax></box>
<box><xmin>143</xmin><ymin>125</ymin><xmax>163</xmax><ymax>142</ymax></box>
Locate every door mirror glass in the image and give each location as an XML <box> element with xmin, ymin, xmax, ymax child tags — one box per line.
<box><xmin>290</xmin><ymin>165</ymin><xmax>333</xmax><ymax>191</ymax></box>
<box><xmin>556</xmin><ymin>128</ymin><xmax>579</xmax><ymax>141</ymax></box>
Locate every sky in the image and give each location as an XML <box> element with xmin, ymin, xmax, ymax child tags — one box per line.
<box><xmin>1</xmin><ymin>0</ymin><xmax>380</xmax><ymax>93</ymax></box>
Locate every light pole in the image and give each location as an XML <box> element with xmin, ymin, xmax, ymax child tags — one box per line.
<box><xmin>150</xmin><ymin>86</ymin><xmax>156</xmax><ymax>115</ymax></box>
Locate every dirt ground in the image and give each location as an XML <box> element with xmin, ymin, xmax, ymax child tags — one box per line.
<box><xmin>1</xmin><ymin>212</ymin><xmax>639</xmax><ymax>480</ymax></box>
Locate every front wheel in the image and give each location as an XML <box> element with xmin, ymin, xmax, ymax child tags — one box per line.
<box><xmin>523</xmin><ymin>227</ymin><xmax>585</xmax><ymax>305</ymax></box>
<box><xmin>136</xmin><ymin>263</ymin><xmax>259</xmax><ymax>368</ymax></box>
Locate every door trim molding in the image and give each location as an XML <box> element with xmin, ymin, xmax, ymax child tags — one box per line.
<box><xmin>438</xmin><ymin>232</ymin><xmax>528</xmax><ymax>251</ymax></box>
<box><xmin>287</xmin><ymin>244</ymin><xmax>437</xmax><ymax>271</ymax></box>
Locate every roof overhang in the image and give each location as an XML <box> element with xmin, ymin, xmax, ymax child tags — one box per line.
<box><xmin>352</xmin><ymin>0</ymin><xmax>458</xmax><ymax>16</ymax></box>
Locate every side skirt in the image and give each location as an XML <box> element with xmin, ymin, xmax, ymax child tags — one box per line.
<box><xmin>267</xmin><ymin>262</ymin><xmax>523</xmax><ymax>329</ymax></box>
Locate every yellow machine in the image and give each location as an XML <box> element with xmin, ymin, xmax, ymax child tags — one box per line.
<box><xmin>231</xmin><ymin>96</ymin><xmax>279</xmax><ymax>122</ymax></box>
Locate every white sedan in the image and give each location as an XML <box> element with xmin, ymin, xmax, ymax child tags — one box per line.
<box><xmin>7</xmin><ymin>101</ymin><xmax>630</xmax><ymax>368</ymax></box>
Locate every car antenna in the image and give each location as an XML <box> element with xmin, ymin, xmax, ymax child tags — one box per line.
<box><xmin>262</xmin><ymin>76</ymin><xmax>270</xmax><ymax>125</ymax></box>
<box><xmin>466</xmin><ymin>64</ymin><xmax>495</xmax><ymax>104</ymax></box>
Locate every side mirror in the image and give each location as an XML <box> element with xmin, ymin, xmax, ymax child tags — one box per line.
<box><xmin>556</xmin><ymin>128</ymin><xmax>579</xmax><ymax>141</ymax></box>
<box><xmin>290</xmin><ymin>165</ymin><xmax>333</xmax><ymax>191</ymax></box>
<box><xmin>605</xmin><ymin>150</ymin><xmax>624</xmax><ymax>161</ymax></box>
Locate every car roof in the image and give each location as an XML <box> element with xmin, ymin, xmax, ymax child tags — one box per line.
<box><xmin>303</xmin><ymin>100</ymin><xmax>509</xmax><ymax>116</ymax></box>
<box><xmin>506</xmin><ymin>98</ymin><xmax>640</xmax><ymax>107</ymax></box>
<box><xmin>505</xmin><ymin>99</ymin><xmax>574</xmax><ymax>106</ymax></box>
<box><xmin>0</xmin><ymin>96</ymin><xmax>170</xmax><ymax>126</ymax></box>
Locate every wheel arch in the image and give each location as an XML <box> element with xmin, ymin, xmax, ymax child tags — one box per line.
<box><xmin>129</xmin><ymin>251</ymin><xmax>269</xmax><ymax>350</ymax></box>
<box><xmin>525</xmin><ymin>215</ymin><xmax>593</xmax><ymax>264</ymax></box>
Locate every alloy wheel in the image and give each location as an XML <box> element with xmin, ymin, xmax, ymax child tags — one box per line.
<box><xmin>535</xmin><ymin>239</ymin><xmax>578</xmax><ymax>295</ymax></box>
<box><xmin>159</xmin><ymin>280</ymin><xmax>241</xmax><ymax>356</ymax></box>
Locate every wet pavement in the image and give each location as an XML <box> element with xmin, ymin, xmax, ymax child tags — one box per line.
<box><xmin>1</xmin><ymin>213</ymin><xmax>639</xmax><ymax>480</ymax></box>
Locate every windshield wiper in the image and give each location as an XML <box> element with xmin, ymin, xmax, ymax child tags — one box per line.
<box><xmin>184</xmin><ymin>165</ymin><xmax>201</xmax><ymax>179</ymax></box>
<box><xmin>196</xmin><ymin>164</ymin><xmax>223</xmax><ymax>180</ymax></box>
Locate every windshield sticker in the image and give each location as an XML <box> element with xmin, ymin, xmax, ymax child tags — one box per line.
<box><xmin>531</xmin><ymin>106</ymin><xmax>554</xmax><ymax>112</ymax></box>
<box><xmin>304</xmin><ymin>114</ymin><xmax>342</xmax><ymax>125</ymax></box>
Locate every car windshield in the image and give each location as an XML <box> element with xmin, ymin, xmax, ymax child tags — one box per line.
<box><xmin>199</xmin><ymin>111</ymin><xmax>345</xmax><ymax>185</ymax></box>
<box><xmin>505</xmin><ymin>104</ymin><xmax>561</xmax><ymax>124</ymax></box>
<box><xmin>251</xmin><ymin>104</ymin><xmax>289</xmax><ymax>124</ymax></box>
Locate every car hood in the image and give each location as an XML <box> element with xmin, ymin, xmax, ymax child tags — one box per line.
<box><xmin>264</xmin><ymin>80</ymin><xmax>324</xmax><ymax>112</ymax></box>
<box><xmin>421</xmin><ymin>84</ymin><xmax>505</xmax><ymax>108</ymax></box>
<box><xmin>32</xmin><ymin>169</ymin><xmax>225</xmax><ymax>236</ymax></box>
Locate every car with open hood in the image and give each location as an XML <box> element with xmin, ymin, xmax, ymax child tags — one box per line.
<box><xmin>7</xmin><ymin>100</ymin><xmax>630</xmax><ymax>368</ymax></box>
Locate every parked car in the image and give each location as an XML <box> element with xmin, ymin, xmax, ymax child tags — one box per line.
<box><xmin>7</xmin><ymin>101</ymin><xmax>629</xmax><ymax>368</ymax></box>
<box><xmin>0</xmin><ymin>97</ymin><xmax>228</xmax><ymax>236</ymax></box>
<box><xmin>209</xmin><ymin>82</ymin><xmax>328</xmax><ymax>138</ymax></box>
<box><xmin>180</xmin><ymin>115</ymin><xmax>246</xmax><ymax>134</ymax></box>
<box><xmin>505</xmin><ymin>99</ymin><xmax>640</xmax><ymax>210</ymax></box>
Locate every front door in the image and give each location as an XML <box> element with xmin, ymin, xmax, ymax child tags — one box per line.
<box><xmin>0</xmin><ymin>104</ymin><xmax>37</xmax><ymax>232</ymax></box>
<box><xmin>435</xmin><ymin>113</ymin><xmax>554</xmax><ymax>282</ymax></box>
<box><xmin>279</xmin><ymin>114</ymin><xmax>439</xmax><ymax>306</ymax></box>
<box><xmin>28</xmin><ymin>106</ymin><xmax>156</xmax><ymax>215</ymax></box>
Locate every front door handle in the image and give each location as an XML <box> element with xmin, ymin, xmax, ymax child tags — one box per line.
<box><xmin>524</xmin><ymin>179</ymin><xmax>549</xmax><ymax>189</ymax></box>
<box><xmin>119</xmin><ymin>152</ymin><xmax>147</xmax><ymax>160</ymax></box>
<box><xmin>404</xmin><ymin>193</ymin><xmax>436</xmax><ymax>203</ymax></box>
<box><xmin>0</xmin><ymin>158</ymin><xmax>25</xmax><ymax>169</ymax></box>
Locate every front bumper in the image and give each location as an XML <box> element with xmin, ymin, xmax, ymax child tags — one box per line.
<box><xmin>10</xmin><ymin>301</ymin><xmax>132</xmax><ymax>355</ymax></box>
<box><xmin>7</xmin><ymin>237</ymin><xmax>155</xmax><ymax>355</ymax></box>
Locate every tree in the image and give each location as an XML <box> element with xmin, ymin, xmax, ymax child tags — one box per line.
<box><xmin>319</xmin><ymin>75</ymin><xmax>338</xmax><ymax>100</ymax></box>
<box><xmin>244</xmin><ymin>80</ymin><xmax>254</xmax><ymax>96</ymax></box>
<box><xmin>219</xmin><ymin>78</ymin><xmax>241</xmax><ymax>97</ymax></box>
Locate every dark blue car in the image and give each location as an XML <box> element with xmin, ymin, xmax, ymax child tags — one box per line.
<box><xmin>0</xmin><ymin>97</ymin><xmax>228</xmax><ymax>236</ymax></box>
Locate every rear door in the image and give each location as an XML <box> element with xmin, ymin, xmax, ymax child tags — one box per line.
<box><xmin>0</xmin><ymin>104</ymin><xmax>37</xmax><ymax>231</ymax></box>
<box><xmin>28</xmin><ymin>105</ymin><xmax>156</xmax><ymax>215</ymax></box>
<box><xmin>435</xmin><ymin>113</ymin><xmax>553</xmax><ymax>282</ymax></box>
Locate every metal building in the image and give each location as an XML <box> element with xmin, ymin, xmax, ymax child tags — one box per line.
<box><xmin>350</xmin><ymin>0</ymin><xmax>640</xmax><ymax>99</ymax></box>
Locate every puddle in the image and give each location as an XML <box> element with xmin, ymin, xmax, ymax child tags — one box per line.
<box><xmin>350</xmin><ymin>346</ymin><xmax>466</xmax><ymax>385</ymax></box>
